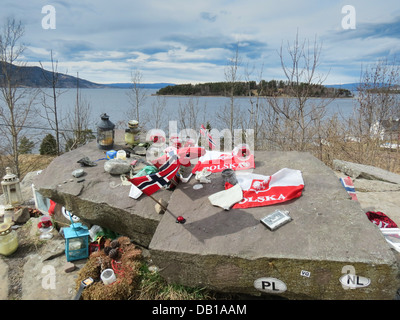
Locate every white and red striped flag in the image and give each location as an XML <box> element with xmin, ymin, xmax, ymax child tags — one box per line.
<box><xmin>226</xmin><ymin>168</ymin><xmax>304</xmax><ymax>209</ymax></box>
<box><xmin>339</xmin><ymin>176</ymin><xmax>358</xmax><ymax>201</ymax></box>
<box><xmin>200</xmin><ymin>124</ymin><xmax>217</xmax><ymax>150</ymax></box>
<box><xmin>191</xmin><ymin>145</ymin><xmax>255</xmax><ymax>174</ymax></box>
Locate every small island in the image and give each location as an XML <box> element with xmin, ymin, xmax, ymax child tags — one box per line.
<box><xmin>156</xmin><ymin>80</ymin><xmax>353</xmax><ymax>98</ymax></box>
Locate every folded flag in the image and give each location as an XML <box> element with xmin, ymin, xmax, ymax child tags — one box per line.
<box><xmin>191</xmin><ymin>146</ymin><xmax>255</xmax><ymax>174</ymax></box>
<box><xmin>200</xmin><ymin>124</ymin><xmax>216</xmax><ymax>150</ymax></box>
<box><xmin>128</xmin><ymin>152</ymin><xmax>180</xmax><ymax>196</ymax></box>
<box><xmin>339</xmin><ymin>176</ymin><xmax>358</xmax><ymax>201</ymax></box>
<box><xmin>226</xmin><ymin>168</ymin><xmax>304</xmax><ymax>209</ymax></box>
<box><xmin>365</xmin><ymin>211</ymin><xmax>398</xmax><ymax>228</ymax></box>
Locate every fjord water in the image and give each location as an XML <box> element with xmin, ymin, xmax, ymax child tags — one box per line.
<box><xmin>38</xmin><ymin>88</ymin><xmax>356</xmax><ymax>132</ymax></box>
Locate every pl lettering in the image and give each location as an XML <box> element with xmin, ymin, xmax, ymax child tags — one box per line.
<box><xmin>262</xmin><ymin>280</ymin><xmax>279</xmax><ymax>291</ymax></box>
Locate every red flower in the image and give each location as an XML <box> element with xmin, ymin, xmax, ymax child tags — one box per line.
<box><xmin>38</xmin><ymin>217</ymin><xmax>53</xmax><ymax>229</ymax></box>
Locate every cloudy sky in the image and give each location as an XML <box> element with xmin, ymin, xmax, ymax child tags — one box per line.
<box><xmin>2</xmin><ymin>0</ymin><xmax>400</xmax><ymax>85</ymax></box>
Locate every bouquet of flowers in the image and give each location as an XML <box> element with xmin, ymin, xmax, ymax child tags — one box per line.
<box><xmin>38</xmin><ymin>216</ymin><xmax>53</xmax><ymax>229</ymax></box>
<box><xmin>37</xmin><ymin>216</ymin><xmax>54</xmax><ymax>240</ymax></box>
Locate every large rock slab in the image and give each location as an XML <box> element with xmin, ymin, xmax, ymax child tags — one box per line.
<box><xmin>334</xmin><ymin>169</ymin><xmax>400</xmax><ymax>227</ymax></box>
<box><xmin>333</xmin><ymin>159</ymin><xmax>400</xmax><ymax>184</ymax></box>
<box><xmin>149</xmin><ymin>151</ymin><xmax>400</xmax><ymax>300</ymax></box>
<box><xmin>21</xmin><ymin>238</ymin><xmax>85</xmax><ymax>300</ymax></box>
<box><xmin>33</xmin><ymin>131</ymin><xmax>173</xmax><ymax>247</ymax></box>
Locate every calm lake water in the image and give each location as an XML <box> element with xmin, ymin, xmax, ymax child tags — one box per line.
<box><xmin>37</xmin><ymin>88</ymin><xmax>357</xmax><ymax>128</ymax></box>
<box><xmin>24</xmin><ymin>88</ymin><xmax>358</xmax><ymax>149</ymax></box>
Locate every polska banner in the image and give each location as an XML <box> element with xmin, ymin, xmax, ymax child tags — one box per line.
<box><xmin>191</xmin><ymin>144</ymin><xmax>255</xmax><ymax>174</ymax></box>
<box><xmin>226</xmin><ymin>168</ymin><xmax>304</xmax><ymax>209</ymax></box>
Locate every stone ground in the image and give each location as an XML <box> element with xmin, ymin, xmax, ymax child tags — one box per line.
<box><xmin>1</xmin><ymin>164</ymin><xmax>400</xmax><ymax>300</ymax></box>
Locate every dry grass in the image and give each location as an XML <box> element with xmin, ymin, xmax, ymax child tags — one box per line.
<box><xmin>0</xmin><ymin>154</ymin><xmax>56</xmax><ymax>181</ymax></box>
<box><xmin>18</xmin><ymin>154</ymin><xmax>56</xmax><ymax>178</ymax></box>
<box><xmin>76</xmin><ymin>236</ymin><xmax>214</xmax><ymax>300</ymax></box>
<box><xmin>317</xmin><ymin>140</ymin><xmax>400</xmax><ymax>175</ymax></box>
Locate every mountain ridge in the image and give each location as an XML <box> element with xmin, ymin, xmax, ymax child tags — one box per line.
<box><xmin>1</xmin><ymin>62</ymin><xmax>365</xmax><ymax>91</ymax></box>
<box><xmin>0</xmin><ymin>63</ymin><xmax>174</xmax><ymax>89</ymax></box>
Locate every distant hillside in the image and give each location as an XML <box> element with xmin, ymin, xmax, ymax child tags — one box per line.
<box><xmin>326</xmin><ymin>83</ymin><xmax>400</xmax><ymax>93</ymax></box>
<box><xmin>0</xmin><ymin>62</ymin><xmax>107</xmax><ymax>88</ymax></box>
<box><xmin>105</xmin><ymin>83</ymin><xmax>175</xmax><ymax>89</ymax></box>
<box><xmin>326</xmin><ymin>83</ymin><xmax>360</xmax><ymax>92</ymax></box>
<box><xmin>0</xmin><ymin>63</ymin><xmax>176</xmax><ymax>89</ymax></box>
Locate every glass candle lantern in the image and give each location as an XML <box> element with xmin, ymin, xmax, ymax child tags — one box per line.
<box><xmin>64</xmin><ymin>222</ymin><xmax>90</xmax><ymax>262</ymax></box>
<box><xmin>125</xmin><ymin>120</ymin><xmax>141</xmax><ymax>146</ymax></box>
<box><xmin>97</xmin><ymin>113</ymin><xmax>115</xmax><ymax>150</ymax></box>
<box><xmin>3</xmin><ymin>205</ymin><xmax>14</xmax><ymax>224</ymax></box>
<box><xmin>0</xmin><ymin>223</ymin><xmax>18</xmax><ymax>256</ymax></box>
<box><xmin>125</xmin><ymin>129</ymin><xmax>135</xmax><ymax>145</ymax></box>
<box><xmin>1</xmin><ymin>167</ymin><xmax>23</xmax><ymax>206</ymax></box>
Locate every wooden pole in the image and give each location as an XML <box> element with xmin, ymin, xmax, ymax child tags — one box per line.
<box><xmin>148</xmin><ymin>194</ymin><xmax>178</xmax><ymax>219</ymax></box>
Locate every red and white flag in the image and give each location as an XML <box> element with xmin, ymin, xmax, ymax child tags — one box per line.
<box><xmin>226</xmin><ymin>168</ymin><xmax>304</xmax><ymax>209</ymax></box>
<box><xmin>191</xmin><ymin>145</ymin><xmax>255</xmax><ymax>174</ymax></box>
<box><xmin>128</xmin><ymin>152</ymin><xmax>180</xmax><ymax>196</ymax></box>
<box><xmin>200</xmin><ymin>124</ymin><xmax>216</xmax><ymax>150</ymax></box>
<box><xmin>339</xmin><ymin>176</ymin><xmax>358</xmax><ymax>201</ymax></box>
<box><xmin>191</xmin><ymin>150</ymin><xmax>255</xmax><ymax>174</ymax></box>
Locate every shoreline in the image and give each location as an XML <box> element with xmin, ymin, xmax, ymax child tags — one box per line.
<box><xmin>152</xmin><ymin>93</ymin><xmax>356</xmax><ymax>99</ymax></box>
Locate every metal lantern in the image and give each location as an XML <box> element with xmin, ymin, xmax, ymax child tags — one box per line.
<box><xmin>64</xmin><ymin>222</ymin><xmax>90</xmax><ymax>262</ymax></box>
<box><xmin>97</xmin><ymin>113</ymin><xmax>115</xmax><ymax>150</ymax></box>
<box><xmin>1</xmin><ymin>167</ymin><xmax>23</xmax><ymax>206</ymax></box>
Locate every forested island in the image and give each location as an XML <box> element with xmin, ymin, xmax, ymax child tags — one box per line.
<box><xmin>156</xmin><ymin>80</ymin><xmax>353</xmax><ymax>98</ymax></box>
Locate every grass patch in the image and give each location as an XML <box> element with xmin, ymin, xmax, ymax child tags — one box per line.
<box><xmin>76</xmin><ymin>237</ymin><xmax>215</xmax><ymax>300</ymax></box>
<box><xmin>136</xmin><ymin>263</ymin><xmax>215</xmax><ymax>300</ymax></box>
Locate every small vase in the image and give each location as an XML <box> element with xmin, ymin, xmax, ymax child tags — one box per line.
<box><xmin>39</xmin><ymin>226</ymin><xmax>54</xmax><ymax>240</ymax></box>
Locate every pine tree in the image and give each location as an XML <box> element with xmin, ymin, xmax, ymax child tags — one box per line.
<box><xmin>18</xmin><ymin>136</ymin><xmax>35</xmax><ymax>154</ymax></box>
<box><xmin>39</xmin><ymin>134</ymin><xmax>57</xmax><ymax>155</ymax></box>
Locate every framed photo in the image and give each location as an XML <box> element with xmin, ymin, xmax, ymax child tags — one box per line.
<box><xmin>261</xmin><ymin>210</ymin><xmax>292</xmax><ymax>231</ymax></box>
<box><xmin>381</xmin><ymin>228</ymin><xmax>400</xmax><ymax>252</ymax></box>
<box><xmin>31</xmin><ymin>184</ymin><xmax>51</xmax><ymax>214</ymax></box>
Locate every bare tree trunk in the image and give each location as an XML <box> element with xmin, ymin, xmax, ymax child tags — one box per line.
<box><xmin>0</xmin><ymin>18</ymin><xmax>38</xmax><ymax>177</ymax></box>
<box><xmin>244</xmin><ymin>63</ymin><xmax>266</xmax><ymax>150</ymax></box>
<box><xmin>349</xmin><ymin>58</ymin><xmax>400</xmax><ymax>169</ymax></box>
<box><xmin>127</xmin><ymin>69</ymin><xmax>147</xmax><ymax>124</ymax></box>
<box><xmin>39</xmin><ymin>50</ymin><xmax>65</xmax><ymax>155</ymax></box>
<box><xmin>265</xmin><ymin>31</ymin><xmax>333</xmax><ymax>154</ymax></box>
<box><xmin>217</xmin><ymin>43</ymin><xmax>243</xmax><ymax>149</ymax></box>
<box><xmin>62</xmin><ymin>73</ymin><xmax>94</xmax><ymax>151</ymax></box>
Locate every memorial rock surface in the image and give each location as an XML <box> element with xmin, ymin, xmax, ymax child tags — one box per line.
<box><xmin>33</xmin><ymin>132</ymin><xmax>172</xmax><ymax>247</ymax></box>
<box><xmin>33</xmin><ymin>134</ymin><xmax>400</xmax><ymax>299</ymax></box>
<box><xmin>149</xmin><ymin>151</ymin><xmax>400</xmax><ymax>299</ymax></box>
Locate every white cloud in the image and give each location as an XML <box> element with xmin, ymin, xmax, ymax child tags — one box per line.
<box><xmin>1</xmin><ymin>0</ymin><xmax>399</xmax><ymax>84</ymax></box>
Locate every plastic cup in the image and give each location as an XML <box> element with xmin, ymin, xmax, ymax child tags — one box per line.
<box><xmin>101</xmin><ymin>268</ymin><xmax>116</xmax><ymax>285</ymax></box>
